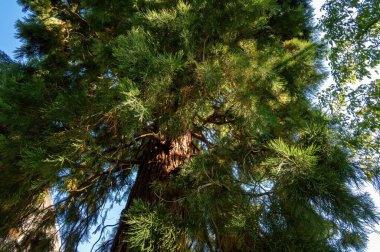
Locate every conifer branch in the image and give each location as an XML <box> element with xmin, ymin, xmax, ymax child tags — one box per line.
<box><xmin>191</xmin><ymin>132</ymin><xmax>213</xmax><ymax>149</ymax></box>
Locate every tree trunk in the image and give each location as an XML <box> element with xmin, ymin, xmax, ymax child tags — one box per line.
<box><xmin>8</xmin><ymin>191</ymin><xmax>61</xmax><ymax>252</ymax></box>
<box><xmin>110</xmin><ymin>131</ymin><xmax>192</xmax><ymax>252</ymax></box>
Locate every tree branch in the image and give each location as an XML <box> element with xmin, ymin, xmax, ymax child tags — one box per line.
<box><xmin>191</xmin><ymin>132</ymin><xmax>213</xmax><ymax>149</ymax></box>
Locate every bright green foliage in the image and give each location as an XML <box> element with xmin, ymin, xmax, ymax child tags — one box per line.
<box><xmin>321</xmin><ymin>0</ymin><xmax>380</xmax><ymax>84</ymax></box>
<box><xmin>126</xmin><ymin>200</ymin><xmax>185</xmax><ymax>252</ymax></box>
<box><xmin>264</xmin><ymin>138</ymin><xmax>319</xmax><ymax>179</ymax></box>
<box><xmin>0</xmin><ymin>0</ymin><xmax>378</xmax><ymax>251</ymax></box>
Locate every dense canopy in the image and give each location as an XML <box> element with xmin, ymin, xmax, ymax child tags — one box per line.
<box><xmin>0</xmin><ymin>0</ymin><xmax>379</xmax><ymax>251</ymax></box>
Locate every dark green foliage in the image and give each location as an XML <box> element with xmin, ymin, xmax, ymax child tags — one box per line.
<box><xmin>0</xmin><ymin>1</ymin><xmax>378</xmax><ymax>251</ymax></box>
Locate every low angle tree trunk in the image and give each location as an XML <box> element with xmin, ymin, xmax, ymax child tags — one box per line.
<box><xmin>111</xmin><ymin>131</ymin><xmax>192</xmax><ymax>251</ymax></box>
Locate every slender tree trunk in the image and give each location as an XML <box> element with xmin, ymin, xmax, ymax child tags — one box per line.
<box><xmin>8</xmin><ymin>191</ymin><xmax>61</xmax><ymax>252</ymax></box>
<box><xmin>111</xmin><ymin>131</ymin><xmax>192</xmax><ymax>252</ymax></box>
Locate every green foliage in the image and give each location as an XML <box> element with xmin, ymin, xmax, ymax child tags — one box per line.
<box><xmin>163</xmin><ymin>123</ymin><xmax>378</xmax><ymax>251</ymax></box>
<box><xmin>0</xmin><ymin>0</ymin><xmax>378</xmax><ymax>251</ymax></box>
<box><xmin>264</xmin><ymin>138</ymin><xmax>319</xmax><ymax>180</ymax></box>
<box><xmin>321</xmin><ymin>0</ymin><xmax>380</xmax><ymax>84</ymax></box>
<box><xmin>126</xmin><ymin>200</ymin><xmax>185</xmax><ymax>252</ymax></box>
<box><xmin>319</xmin><ymin>0</ymin><xmax>380</xmax><ymax>198</ymax></box>
<box><xmin>321</xmin><ymin>79</ymin><xmax>380</xmax><ymax>190</ymax></box>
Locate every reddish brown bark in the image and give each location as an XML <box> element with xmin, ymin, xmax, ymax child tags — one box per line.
<box><xmin>110</xmin><ymin>131</ymin><xmax>192</xmax><ymax>252</ymax></box>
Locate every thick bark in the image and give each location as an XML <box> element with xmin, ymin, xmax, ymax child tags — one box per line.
<box><xmin>110</xmin><ymin>131</ymin><xmax>192</xmax><ymax>252</ymax></box>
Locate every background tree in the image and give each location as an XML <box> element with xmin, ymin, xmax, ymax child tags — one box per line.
<box><xmin>0</xmin><ymin>51</ymin><xmax>62</xmax><ymax>251</ymax></box>
<box><xmin>320</xmin><ymin>0</ymin><xmax>380</xmax><ymax>190</ymax></box>
<box><xmin>321</xmin><ymin>79</ymin><xmax>380</xmax><ymax>190</ymax></box>
<box><xmin>0</xmin><ymin>0</ymin><xmax>379</xmax><ymax>251</ymax></box>
<box><xmin>321</xmin><ymin>0</ymin><xmax>380</xmax><ymax>84</ymax></box>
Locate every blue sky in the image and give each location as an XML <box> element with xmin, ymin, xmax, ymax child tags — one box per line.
<box><xmin>1</xmin><ymin>1</ymin><xmax>379</xmax><ymax>251</ymax></box>
<box><xmin>0</xmin><ymin>1</ymin><xmax>22</xmax><ymax>57</ymax></box>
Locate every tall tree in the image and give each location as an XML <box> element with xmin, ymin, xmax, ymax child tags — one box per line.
<box><xmin>0</xmin><ymin>0</ymin><xmax>378</xmax><ymax>251</ymax></box>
